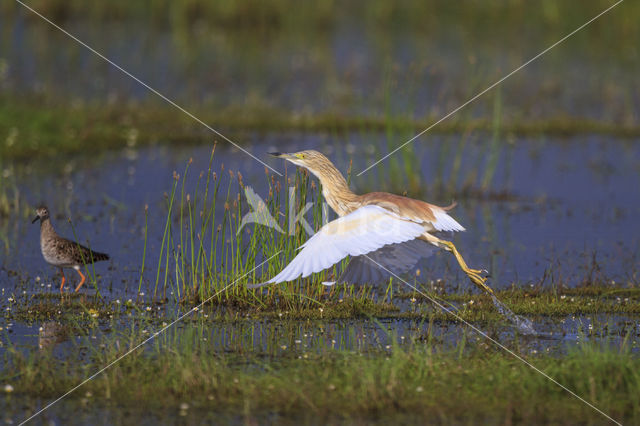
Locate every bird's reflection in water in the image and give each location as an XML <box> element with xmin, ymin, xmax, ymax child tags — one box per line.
<box><xmin>39</xmin><ymin>321</ymin><xmax>67</xmax><ymax>350</ymax></box>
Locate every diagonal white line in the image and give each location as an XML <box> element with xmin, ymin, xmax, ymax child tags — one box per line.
<box><xmin>357</xmin><ymin>0</ymin><xmax>624</xmax><ymax>176</ymax></box>
<box><xmin>361</xmin><ymin>253</ymin><xmax>621</xmax><ymax>425</ymax></box>
<box><xmin>14</xmin><ymin>0</ymin><xmax>282</xmax><ymax>176</ymax></box>
<box><xmin>19</xmin><ymin>251</ymin><xmax>282</xmax><ymax>425</ymax></box>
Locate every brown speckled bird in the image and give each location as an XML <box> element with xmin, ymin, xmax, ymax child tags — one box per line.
<box><xmin>252</xmin><ymin>150</ymin><xmax>493</xmax><ymax>294</ymax></box>
<box><xmin>32</xmin><ymin>206</ymin><xmax>109</xmax><ymax>293</ymax></box>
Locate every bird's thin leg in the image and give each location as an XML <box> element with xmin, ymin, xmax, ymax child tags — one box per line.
<box><xmin>439</xmin><ymin>240</ymin><xmax>494</xmax><ymax>295</ymax></box>
<box><xmin>59</xmin><ymin>268</ymin><xmax>66</xmax><ymax>294</ymax></box>
<box><xmin>74</xmin><ymin>269</ymin><xmax>86</xmax><ymax>292</ymax></box>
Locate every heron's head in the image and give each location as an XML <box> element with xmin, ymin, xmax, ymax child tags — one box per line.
<box><xmin>269</xmin><ymin>150</ymin><xmax>332</xmax><ymax>177</ymax></box>
<box><xmin>32</xmin><ymin>205</ymin><xmax>50</xmax><ymax>224</ymax></box>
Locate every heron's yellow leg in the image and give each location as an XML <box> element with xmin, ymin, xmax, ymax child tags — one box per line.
<box><xmin>439</xmin><ymin>240</ymin><xmax>494</xmax><ymax>295</ymax></box>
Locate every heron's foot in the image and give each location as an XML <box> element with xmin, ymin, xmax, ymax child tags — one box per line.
<box><xmin>440</xmin><ymin>239</ymin><xmax>495</xmax><ymax>295</ymax></box>
<box><xmin>464</xmin><ymin>268</ymin><xmax>494</xmax><ymax>295</ymax></box>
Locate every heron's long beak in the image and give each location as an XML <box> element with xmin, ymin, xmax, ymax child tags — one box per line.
<box><xmin>31</xmin><ymin>215</ymin><xmax>39</xmax><ymax>224</ymax></box>
<box><xmin>268</xmin><ymin>152</ymin><xmax>297</xmax><ymax>160</ymax></box>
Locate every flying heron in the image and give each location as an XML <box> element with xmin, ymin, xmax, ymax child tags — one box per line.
<box><xmin>252</xmin><ymin>150</ymin><xmax>493</xmax><ymax>295</ymax></box>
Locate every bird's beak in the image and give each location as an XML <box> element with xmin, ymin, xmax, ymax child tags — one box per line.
<box><xmin>32</xmin><ymin>215</ymin><xmax>39</xmax><ymax>224</ymax></box>
<box><xmin>269</xmin><ymin>152</ymin><xmax>297</xmax><ymax>160</ymax></box>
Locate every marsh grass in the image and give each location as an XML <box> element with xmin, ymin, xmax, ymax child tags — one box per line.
<box><xmin>1</xmin><ymin>96</ymin><xmax>639</xmax><ymax>163</ymax></box>
<box><xmin>3</xmin><ymin>324</ymin><xmax>640</xmax><ymax>424</ymax></box>
<box><xmin>6</xmin><ymin>283</ymin><xmax>640</xmax><ymax>324</ymax></box>
<box><xmin>4</xmin><ymin>0</ymin><xmax>640</xmax><ymax>43</ymax></box>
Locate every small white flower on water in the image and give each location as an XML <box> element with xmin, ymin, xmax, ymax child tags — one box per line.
<box><xmin>39</xmin><ymin>327</ymin><xmax>43</xmax><ymax>332</ymax></box>
<box><xmin>162</xmin><ymin>322</ymin><xmax>168</xmax><ymax>327</ymax></box>
<box><xmin>410</xmin><ymin>298</ymin><xmax>416</xmax><ymax>303</ymax></box>
<box><xmin>207</xmin><ymin>395</ymin><xmax>214</xmax><ymax>401</ymax></box>
<box><xmin>47</xmin><ymin>284</ymin><xmax>51</xmax><ymax>288</ymax></box>
<box><xmin>560</xmin><ymin>295</ymin><xmax>566</xmax><ymax>299</ymax></box>
<box><xmin>35</xmin><ymin>276</ymin><xmax>41</xmax><ymax>282</ymax></box>
<box><xmin>193</xmin><ymin>307</ymin><xmax>199</xmax><ymax>312</ymax></box>
<box><xmin>139</xmin><ymin>292</ymin><xmax>145</xmax><ymax>296</ymax></box>
<box><xmin>416</xmin><ymin>386</ymin><xmax>424</xmax><ymax>393</ymax></box>
<box><xmin>281</xmin><ymin>345</ymin><xmax>287</xmax><ymax>350</ymax></box>
<box><xmin>469</xmin><ymin>300</ymin><xmax>474</xmax><ymax>305</ymax></box>
<box><xmin>385</xmin><ymin>345</ymin><xmax>391</xmax><ymax>349</ymax></box>
<box><xmin>328</xmin><ymin>384</ymin><xmax>335</xmax><ymax>391</ymax></box>
<box><xmin>4</xmin><ymin>384</ymin><xmax>14</xmax><ymax>393</ymax></box>
<box><xmin>278</xmin><ymin>312</ymin><xmax>283</xmax><ymax>318</ymax></box>
<box><xmin>116</xmin><ymin>299</ymin><xmax>121</xmax><ymax>304</ymax></box>
<box><xmin>233</xmin><ymin>378</ymin><xmax>239</xmax><ymax>384</ymax></box>
<box><xmin>180</xmin><ymin>402</ymin><xmax>189</xmax><ymax>410</ymax></box>
<box><xmin>7</xmin><ymin>298</ymin><xmax>13</xmax><ymax>302</ymax></box>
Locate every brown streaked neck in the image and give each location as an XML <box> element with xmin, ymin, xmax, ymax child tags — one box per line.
<box><xmin>39</xmin><ymin>216</ymin><xmax>56</xmax><ymax>238</ymax></box>
<box><xmin>309</xmin><ymin>163</ymin><xmax>359</xmax><ymax>217</ymax></box>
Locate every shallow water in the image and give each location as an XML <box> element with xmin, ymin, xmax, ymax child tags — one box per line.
<box><xmin>2</xmin><ymin>134</ymin><xmax>639</xmax><ymax>295</ymax></box>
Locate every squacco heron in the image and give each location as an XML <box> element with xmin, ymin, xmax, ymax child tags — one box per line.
<box><xmin>253</xmin><ymin>150</ymin><xmax>493</xmax><ymax>295</ymax></box>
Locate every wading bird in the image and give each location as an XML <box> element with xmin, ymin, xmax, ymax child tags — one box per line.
<box><xmin>251</xmin><ymin>150</ymin><xmax>494</xmax><ymax>295</ymax></box>
<box><xmin>32</xmin><ymin>206</ymin><xmax>109</xmax><ymax>293</ymax></box>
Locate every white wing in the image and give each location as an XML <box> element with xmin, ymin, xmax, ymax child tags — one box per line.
<box><xmin>253</xmin><ymin>205</ymin><xmax>426</xmax><ymax>286</ymax></box>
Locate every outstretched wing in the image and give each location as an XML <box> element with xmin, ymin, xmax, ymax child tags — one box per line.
<box><xmin>248</xmin><ymin>205</ymin><xmax>426</xmax><ymax>288</ymax></box>
<box><xmin>334</xmin><ymin>238</ymin><xmax>439</xmax><ymax>285</ymax></box>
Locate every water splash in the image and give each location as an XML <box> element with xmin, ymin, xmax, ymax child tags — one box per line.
<box><xmin>490</xmin><ymin>294</ymin><xmax>538</xmax><ymax>335</ymax></box>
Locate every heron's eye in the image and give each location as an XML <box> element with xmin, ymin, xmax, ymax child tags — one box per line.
<box><xmin>298</xmin><ymin>153</ymin><xmax>305</xmax><ymax>159</ymax></box>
